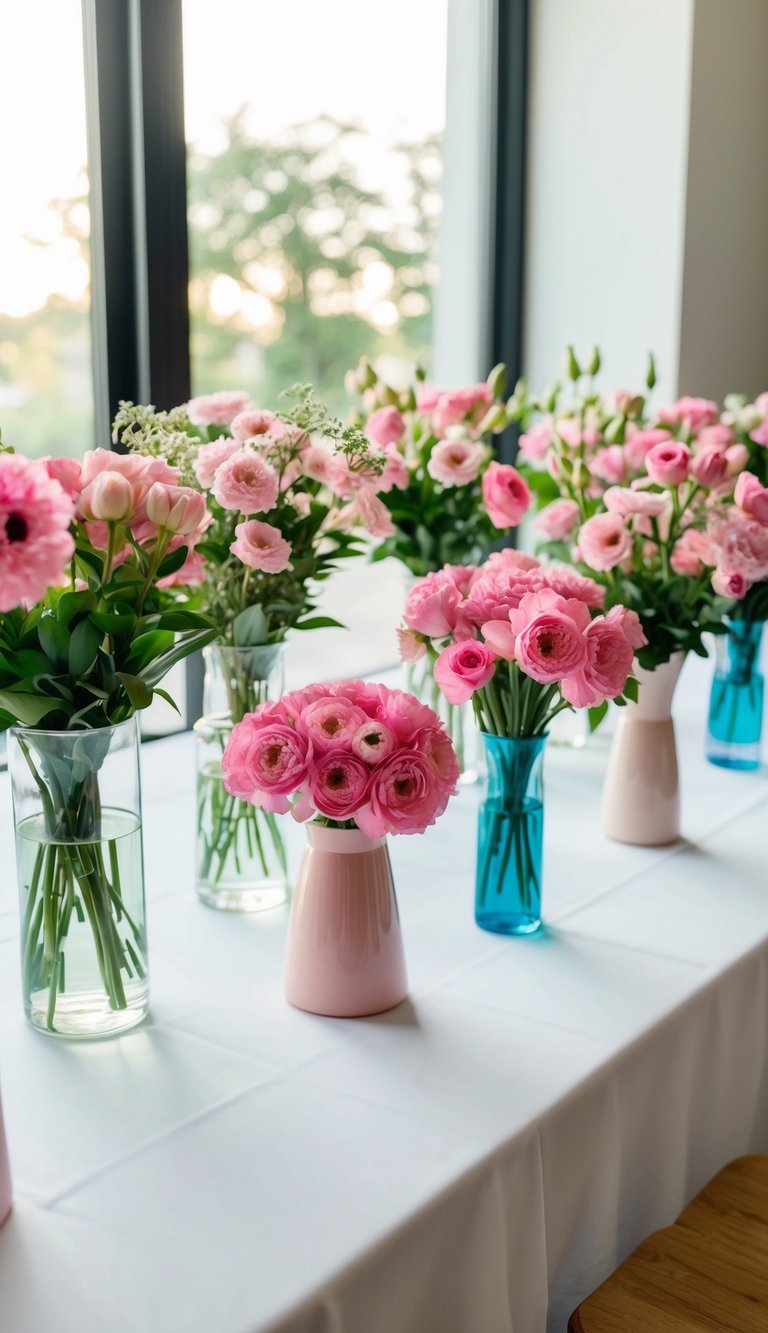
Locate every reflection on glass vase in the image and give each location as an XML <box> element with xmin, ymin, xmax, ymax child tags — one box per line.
<box><xmin>475</xmin><ymin>733</ymin><xmax>546</xmax><ymax>935</ymax></box>
<box><xmin>405</xmin><ymin>654</ymin><xmax>481</xmax><ymax>784</ymax></box>
<box><xmin>8</xmin><ymin>719</ymin><xmax>149</xmax><ymax>1039</ymax></box>
<box><xmin>195</xmin><ymin>643</ymin><xmax>289</xmax><ymax>911</ymax></box>
<box><xmin>706</xmin><ymin>619</ymin><xmax>764</xmax><ymax>771</ymax></box>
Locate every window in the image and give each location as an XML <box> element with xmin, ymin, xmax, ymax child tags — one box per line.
<box><xmin>0</xmin><ymin>0</ymin><xmax>94</xmax><ymax>459</ymax></box>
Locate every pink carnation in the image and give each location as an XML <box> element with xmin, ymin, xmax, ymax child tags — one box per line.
<box><xmin>561</xmin><ymin>615</ymin><xmax>634</xmax><ymax>708</ymax></box>
<box><xmin>482</xmin><ymin>549</ymin><xmax>541</xmax><ymax>575</ymax></box>
<box><xmin>193</xmin><ymin>436</ymin><xmax>242</xmax><ymax>489</ymax></box>
<box><xmin>366</xmin><ymin>406</ymin><xmax>405</xmax><ymax>447</ymax></box>
<box><xmin>221</xmin><ymin>718</ymin><xmax>311</xmax><ymax>814</ymax></box>
<box><xmin>356</xmin><ymin>750</ymin><xmax>452</xmax><ymax>838</ymax></box>
<box><xmin>578</xmin><ymin>513</ymin><xmax>632</xmax><ymax>571</ymax></box>
<box><xmin>433</xmin><ymin>640</ymin><xmax>497</xmax><ymax>704</ymax></box>
<box><xmin>0</xmin><ymin>455</ymin><xmax>76</xmax><ymax>610</ymax></box>
<box><xmin>212</xmin><ymin>449</ymin><xmax>279</xmax><ymax>514</ymax></box>
<box><xmin>187</xmin><ymin>391</ymin><xmax>251</xmax><ymax>427</ymax></box>
<box><xmin>734</xmin><ymin>471</ymin><xmax>768</xmax><ymax>525</ymax></box>
<box><xmin>404</xmin><ymin>571</ymin><xmax>462</xmax><ymax>637</ymax></box>
<box><xmin>482</xmin><ymin>461</ymin><xmax>531</xmax><ymax>529</ymax></box>
<box><xmin>230</xmin><ymin>519</ymin><xmax>293</xmax><ymax>573</ymax></box>
<box><xmin>230</xmin><ymin>409</ymin><xmax>284</xmax><ymax>443</ymax></box>
<box><xmin>464</xmin><ymin>566</ymin><xmax>548</xmax><ymax>627</ymax></box>
<box><xmin>427</xmin><ymin>438</ymin><xmax>485</xmax><ymax>486</ymax></box>
<box><xmin>534</xmin><ymin>498</ymin><xmax>580</xmax><ymax>541</ymax></box>
<box><xmin>376</xmin><ymin>687</ymin><xmax>444</xmax><ymax>743</ymax></box>
<box><xmin>308</xmin><ymin>750</ymin><xmax>372</xmax><ymax>821</ymax></box>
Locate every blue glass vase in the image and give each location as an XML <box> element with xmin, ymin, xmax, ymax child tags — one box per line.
<box><xmin>475</xmin><ymin>733</ymin><xmax>546</xmax><ymax>935</ymax></box>
<box><xmin>706</xmin><ymin>620</ymin><xmax>764</xmax><ymax>771</ymax></box>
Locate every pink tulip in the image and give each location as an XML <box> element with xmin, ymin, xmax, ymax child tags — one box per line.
<box><xmin>79</xmin><ymin>470</ymin><xmax>135</xmax><ymax>522</ymax></box>
<box><xmin>146</xmin><ymin>483</ymin><xmax>208</xmax><ymax>535</ymax></box>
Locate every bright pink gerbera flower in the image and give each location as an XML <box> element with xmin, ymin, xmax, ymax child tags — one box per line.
<box><xmin>0</xmin><ymin>455</ymin><xmax>75</xmax><ymax>610</ymax></box>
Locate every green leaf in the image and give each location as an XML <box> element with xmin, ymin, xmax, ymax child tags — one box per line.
<box><xmin>91</xmin><ymin>610</ymin><xmax>137</xmax><ymax>635</ymax></box>
<box><xmin>116</xmin><ymin>672</ymin><xmax>153</xmax><ymax>711</ymax></box>
<box><xmin>68</xmin><ymin>619</ymin><xmax>103</xmax><ymax>676</ymax></box>
<box><xmin>0</xmin><ymin>691</ymin><xmax>59</xmax><ymax>726</ymax></box>
<box><xmin>294</xmin><ymin>615</ymin><xmax>345</xmax><ymax>631</ymax></box>
<box><xmin>623</xmin><ymin>675</ymin><xmax>640</xmax><ymax>703</ymax></box>
<box><xmin>153</xmin><ymin>687</ymin><xmax>181</xmax><ymax>716</ymax></box>
<box><xmin>234</xmin><ymin>605</ymin><xmax>268</xmax><ymax>646</ymax></box>
<box><xmin>138</xmin><ymin>626</ymin><xmax>218</xmax><ymax>688</ymax></box>
<box><xmin>56</xmin><ymin>589</ymin><xmax>97</xmax><ymax>627</ymax></box>
<box><xmin>124</xmin><ymin>630</ymin><xmax>175</xmax><ymax>675</ymax></box>
<box><xmin>588</xmin><ymin>701</ymin><xmax>609</xmax><ymax>733</ymax></box>
<box><xmin>156</xmin><ymin>544</ymin><xmax>190</xmax><ymax>580</ymax></box>
<box><xmin>37</xmin><ymin>614</ymin><xmax>70</xmax><ymax>666</ymax></box>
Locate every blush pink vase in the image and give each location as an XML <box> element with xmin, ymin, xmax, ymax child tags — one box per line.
<box><xmin>602</xmin><ymin>652</ymin><xmax>685</xmax><ymax>846</ymax></box>
<box><xmin>0</xmin><ymin>1084</ymin><xmax>11</xmax><ymax>1228</ymax></box>
<box><xmin>284</xmin><ymin>824</ymin><xmax>408</xmax><ymax>1018</ymax></box>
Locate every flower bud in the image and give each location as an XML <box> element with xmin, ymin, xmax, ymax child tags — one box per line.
<box><xmin>604</xmin><ymin>415</ymin><xmax>626</xmax><ymax>445</ymax></box>
<box><xmin>399</xmin><ymin>386</ymin><xmax>417</xmax><ymax>412</ymax></box>
<box><xmin>79</xmin><ymin>470</ymin><xmax>134</xmax><ymax>522</ymax></box>
<box><xmin>565</xmin><ymin>345</ymin><xmax>581</xmax><ymax>381</ymax></box>
<box><xmin>344</xmin><ymin>369</ymin><xmax>360</xmax><ymax>396</ymax></box>
<box><xmin>645</xmin><ymin>352</ymin><xmax>657</xmax><ymax>390</ymax></box>
<box><xmin>477</xmin><ymin>403</ymin><xmax>508</xmax><ymax>435</ymax></box>
<box><xmin>146</xmin><ymin>483</ymin><xmax>208</xmax><ymax>535</ymax></box>
<box><xmin>543</xmin><ymin>381</ymin><xmax>560</xmax><ymax>413</ymax></box>
<box><xmin>585</xmin><ymin>346</ymin><xmax>601</xmax><ymax>376</ymax></box>
<box><xmin>376</xmin><ymin>382</ymin><xmax>399</xmax><ymax>408</ymax></box>
<box><xmin>362</xmin><ymin>388</ymin><xmax>378</xmax><ymax>415</ymax></box>
<box><xmin>357</xmin><ymin>357</ymin><xmax>377</xmax><ymax>390</ymax></box>
<box><xmin>486</xmin><ymin>362</ymin><xmax>507</xmax><ymax>399</ymax></box>
<box><xmin>737</xmin><ymin>405</ymin><xmax>762</xmax><ymax>432</ymax></box>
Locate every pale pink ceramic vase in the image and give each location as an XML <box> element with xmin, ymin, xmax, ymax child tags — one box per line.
<box><xmin>284</xmin><ymin>824</ymin><xmax>408</xmax><ymax>1018</ymax></box>
<box><xmin>602</xmin><ymin>652</ymin><xmax>685</xmax><ymax>846</ymax></box>
<box><xmin>0</xmin><ymin>1084</ymin><xmax>12</xmax><ymax>1228</ymax></box>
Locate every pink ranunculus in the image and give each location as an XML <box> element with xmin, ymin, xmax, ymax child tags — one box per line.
<box><xmin>193</xmin><ymin>436</ymin><xmax>242</xmax><ymax>489</ymax></box>
<box><xmin>352</xmin><ymin>719</ymin><xmax>396</xmax><ymax>766</ymax></box>
<box><xmin>356</xmin><ymin>749</ymin><xmax>452</xmax><ymax>838</ymax></box>
<box><xmin>0</xmin><ymin>455</ymin><xmax>76</xmax><ymax>610</ymax></box>
<box><xmin>396</xmin><ymin>627</ymin><xmax>427</xmax><ymax>663</ymax></box>
<box><xmin>543</xmin><ymin>565</ymin><xmax>606</xmax><ymax>607</ymax></box>
<box><xmin>433</xmin><ymin>640</ymin><xmax>497</xmax><ymax>704</ymax></box>
<box><xmin>427</xmin><ymin>438</ymin><xmax>485</xmax><ymax>486</ymax></box>
<box><xmin>44</xmin><ymin>456</ymin><xmax>82</xmax><ymax>501</ymax></box>
<box><xmin>561</xmin><ymin>615</ymin><xmax>634</xmax><ymax>708</ymax></box>
<box><xmin>230</xmin><ymin>520</ymin><xmax>293</xmax><ymax>573</ymax></box>
<box><xmin>509</xmin><ymin>590</ymin><xmax>589</xmax><ymax>684</ymax></box>
<box><xmin>79</xmin><ymin>470</ymin><xmax>135</xmax><ymax>522</ymax></box>
<box><xmin>308</xmin><ymin>749</ymin><xmax>372</xmax><ymax>821</ymax></box>
<box><xmin>578</xmin><ymin>513</ymin><xmax>633</xmax><ymax>571</ymax></box>
<box><xmin>354</xmin><ymin>486</ymin><xmax>395</xmax><ymax>538</ymax></box>
<box><xmin>145</xmin><ymin>483</ymin><xmax>208</xmax><ymax>535</ymax></box>
<box><xmin>690</xmin><ymin>444</ymin><xmax>729</xmax><ymax>488</ymax></box>
<box><xmin>376</xmin><ymin>687</ymin><xmax>444</xmax><ymax>743</ymax></box>
<box><xmin>416</xmin><ymin>725</ymin><xmax>461</xmax><ymax>791</ymax></box>
<box><xmin>464</xmin><ymin>566</ymin><xmax>547</xmax><ymax>627</ymax></box>
<box><xmin>590</xmin><ymin>446</ymin><xmax>626</xmax><ymax>485</ymax></box>
<box><xmin>443</xmin><ymin>563</ymin><xmax>479</xmax><ymax>595</ymax></box>
<box><xmin>230</xmin><ymin>409</ymin><xmax>285</xmax><ymax>443</ymax></box>
<box><xmin>605</xmin><ymin>604</ymin><xmax>648</xmax><ymax>650</ymax></box>
<box><xmin>734</xmin><ymin>471</ymin><xmax>768</xmax><ymax>524</ymax></box>
<box><xmin>404</xmin><ymin>571</ymin><xmax>462</xmax><ymax>637</ymax></box>
<box><xmin>534</xmin><ymin>498</ymin><xmax>580</xmax><ymax>541</ymax></box>
<box><xmin>187</xmin><ymin>390</ymin><xmax>251</xmax><ymax>427</ymax></box>
<box><xmin>298</xmin><ymin>698</ymin><xmax>368</xmax><ymax>753</ymax></box>
<box><xmin>482</xmin><ymin>549</ymin><xmax>541</xmax><ymax>575</ymax></box>
<box><xmin>222</xmin><ymin>718</ymin><xmax>311</xmax><ymax>814</ymax></box>
<box><xmin>670</xmin><ymin>527</ymin><xmax>718</xmax><ymax>576</ymax></box>
<box><xmin>645</xmin><ymin>440</ymin><xmax>691</xmax><ymax>486</ymax></box>
<box><xmin>432</xmin><ymin>383</ymin><xmax>492</xmax><ymax>435</ymax></box>
<box><xmin>366</xmin><ymin>405</ymin><xmax>405</xmax><ymax>447</ymax></box>
<box><xmin>211</xmin><ymin>449</ymin><xmax>279</xmax><ymax>514</ymax></box>
<box><xmin>517</xmin><ymin>419</ymin><xmax>553</xmax><ymax>463</ymax></box>
<box><xmin>623</xmin><ymin>427</ymin><xmax>671</xmax><ymax>472</ymax></box>
<box><xmin>482</xmin><ymin>461</ymin><xmax>531</xmax><ymax>529</ymax></box>
<box><xmin>656</xmin><ymin>396</ymin><xmax>719</xmax><ymax>434</ymax></box>
<box><xmin>712</xmin><ymin>567</ymin><xmax>750</xmax><ymax>599</ymax></box>
<box><xmin>603</xmin><ymin>486</ymin><xmax>671</xmax><ymax>520</ymax></box>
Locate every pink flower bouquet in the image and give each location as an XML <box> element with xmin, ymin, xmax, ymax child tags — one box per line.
<box><xmin>222</xmin><ymin>679</ymin><xmax>459</xmax><ymax>837</ymax></box>
<box><xmin>345</xmin><ymin>358</ymin><xmax>532</xmax><ymax>575</ymax></box>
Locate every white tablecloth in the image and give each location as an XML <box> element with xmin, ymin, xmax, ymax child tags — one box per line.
<box><xmin>0</xmin><ymin>653</ymin><xmax>766</xmax><ymax>1333</ymax></box>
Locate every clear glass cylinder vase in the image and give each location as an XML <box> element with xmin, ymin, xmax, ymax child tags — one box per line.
<box><xmin>8</xmin><ymin>719</ymin><xmax>148</xmax><ymax>1038</ymax></box>
<box><xmin>706</xmin><ymin>619</ymin><xmax>764</xmax><ymax>771</ymax></box>
<box><xmin>475</xmin><ymin>732</ymin><xmax>546</xmax><ymax>936</ymax></box>
<box><xmin>195</xmin><ymin>642</ymin><xmax>289</xmax><ymax>911</ymax></box>
<box><xmin>405</xmin><ymin>654</ymin><xmax>481</xmax><ymax>785</ymax></box>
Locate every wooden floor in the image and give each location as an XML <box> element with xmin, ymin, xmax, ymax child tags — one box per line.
<box><xmin>569</xmin><ymin>1156</ymin><xmax>768</xmax><ymax>1332</ymax></box>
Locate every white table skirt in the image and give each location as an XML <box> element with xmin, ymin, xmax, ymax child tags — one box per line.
<box><xmin>0</xmin><ymin>652</ymin><xmax>766</xmax><ymax>1333</ymax></box>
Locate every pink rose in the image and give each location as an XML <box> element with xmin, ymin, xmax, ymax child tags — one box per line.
<box><xmin>396</xmin><ymin>627</ymin><xmax>427</xmax><ymax>663</ymax></box>
<box><xmin>623</xmin><ymin>427</ymin><xmax>671</xmax><ymax>472</ymax></box>
<box><xmin>604</xmin><ymin>487</ymin><xmax>671</xmax><ymax>519</ymax></box>
<box><xmin>656</xmin><ymin>397</ymin><xmax>719</xmax><ymax>434</ymax></box>
<box><xmin>735</xmin><ymin>471</ymin><xmax>768</xmax><ymax>524</ymax></box>
<box><xmin>298</xmin><ymin>698</ymin><xmax>368</xmax><ymax>753</ymax></box>
<box><xmin>434</xmin><ymin>640</ymin><xmax>497</xmax><ymax>704</ymax></box>
<box><xmin>187</xmin><ymin>391</ymin><xmax>251</xmax><ymax>427</ymax></box>
<box><xmin>517</xmin><ymin>420</ymin><xmax>552</xmax><ymax>463</ymax></box>
<box><xmin>481</xmin><ymin>461</ymin><xmax>531</xmax><ymax>529</ymax></box>
<box><xmin>561</xmin><ymin>615</ymin><xmax>634</xmax><ymax>708</ymax></box>
<box><xmin>508</xmin><ymin>589</ymin><xmax>589</xmax><ymax>684</ymax></box>
<box><xmin>194</xmin><ymin>437</ymin><xmax>242</xmax><ymax>489</ymax></box>
<box><xmin>645</xmin><ymin>441</ymin><xmax>691</xmax><ymax>486</ymax></box>
<box><xmin>366</xmin><ymin>406</ymin><xmax>405</xmax><ymax>447</ymax></box>
<box><xmin>432</xmin><ymin>384</ymin><xmax>492</xmax><ymax>435</ymax></box>
<box><xmin>404</xmin><ymin>571</ymin><xmax>462</xmax><ymax>637</ymax></box>
<box><xmin>578</xmin><ymin>513</ymin><xmax>633</xmax><ymax>571</ymax></box>
<box><xmin>590</xmin><ymin>446</ymin><xmax>626</xmax><ymax>486</ymax></box>
<box><xmin>534</xmin><ymin>498</ymin><xmax>580</xmax><ymax>541</ymax></box>
<box><xmin>712</xmin><ymin>567</ymin><xmax>750</xmax><ymax>599</ymax></box>
<box><xmin>690</xmin><ymin>444</ymin><xmax>728</xmax><ymax>488</ymax></box>
<box><xmin>230</xmin><ymin>409</ymin><xmax>284</xmax><ymax>443</ymax></box>
<box><xmin>427</xmin><ymin>438</ymin><xmax>485</xmax><ymax>486</ymax></box>
<box><xmin>308</xmin><ymin>750</ymin><xmax>372</xmax><ymax>821</ymax></box>
<box><xmin>356</xmin><ymin>750</ymin><xmax>452</xmax><ymax>837</ymax></box>
<box><xmin>212</xmin><ymin>449</ymin><xmax>279</xmax><ymax>514</ymax></box>
<box><xmin>230</xmin><ymin>519</ymin><xmax>293</xmax><ymax>573</ymax></box>
<box><xmin>221</xmin><ymin>718</ymin><xmax>311</xmax><ymax>814</ymax></box>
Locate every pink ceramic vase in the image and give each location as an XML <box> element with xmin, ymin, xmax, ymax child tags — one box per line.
<box><xmin>284</xmin><ymin>824</ymin><xmax>408</xmax><ymax>1018</ymax></box>
<box><xmin>602</xmin><ymin>652</ymin><xmax>685</xmax><ymax>846</ymax></box>
<box><xmin>0</xmin><ymin>1084</ymin><xmax>11</xmax><ymax>1228</ymax></box>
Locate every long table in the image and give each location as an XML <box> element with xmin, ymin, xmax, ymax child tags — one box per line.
<box><xmin>0</xmin><ymin>652</ymin><xmax>766</xmax><ymax>1332</ymax></box>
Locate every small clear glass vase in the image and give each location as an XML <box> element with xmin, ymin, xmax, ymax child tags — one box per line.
<box><xmin>195</xmin><ymin>642</ymin><xmax>289</xmax><ymax>911</ymax></box>
<box><xmin>475</xmin><ymin>732</ymin><xmax>546</xmax><ymax>935</ymax></box>
<box><xmin>8</xmin><ymin>718</ymin><xmax>149</xmax><ymax>1038</ymax></box>
<box><xmin>405</xmin><ymin>655</ymin><xmax>481</xmax><ymax>785</ymax></box>
<box><xmin>706</xmin><ymin>619</ymin><xmax>764</xmax><ymax>771</ymax></box>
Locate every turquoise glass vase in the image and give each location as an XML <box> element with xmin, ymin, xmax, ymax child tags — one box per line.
<box><xmin>475</xmin><ymin>733</ymin><xmax>546</xmax><ymax>935</ymax></box>
<box><xmin>706</xmin><ymin>620</ymin><xmax>764</xmax><ymax>771</ymax></box>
